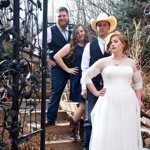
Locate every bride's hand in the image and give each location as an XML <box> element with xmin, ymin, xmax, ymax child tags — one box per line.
<box><xmin>140</xmin><ymin>101</ymin><xmax>145</xmax><ymax>112</ymax></box>
<box><xmin>95</xmin><ymin>88</ymin><xmax>106</xmax><ymax>97</ymax></box>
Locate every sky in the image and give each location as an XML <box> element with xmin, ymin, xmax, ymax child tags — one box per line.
<box><xmin>36</xmin><ymin>0</ymin><xmax>70</xmax><ymax>23</ymax></box>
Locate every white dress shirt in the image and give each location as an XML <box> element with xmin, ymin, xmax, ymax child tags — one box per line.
<box><xmin>33</xmin><ymin>25</ymin><xmax>69</xmax><ymax>55</ymax></box>
<box><xmin>80</xmin><ymin>37</ymin><xmax>106</xmax><ymax>90</ymax></box>
<box><xmin>60</xmin><ymin>26</ymin><xmax>69</xmax><ymax>41</ymax></box>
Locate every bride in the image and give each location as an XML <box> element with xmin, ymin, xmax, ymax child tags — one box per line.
<box><xmin>83</xmin><ymin>32</ymin><xmax>144</xmax><ymax>150</ymax></box>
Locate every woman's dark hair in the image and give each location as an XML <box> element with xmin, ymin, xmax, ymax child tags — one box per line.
<box><xmin>66</xmin><ymin>24</ymin><xmax>89</xmax><ymax>59</ymax></box>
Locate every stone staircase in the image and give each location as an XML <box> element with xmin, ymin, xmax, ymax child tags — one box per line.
<box><xmin>12</xmin><ymin>60</ymin><xmax>82</xmax><ymax>149</ymax></box>
<box><xmin>18</xmin><ymin>91</ymin><xmax>83</xmax><ymax>150</ymax></box>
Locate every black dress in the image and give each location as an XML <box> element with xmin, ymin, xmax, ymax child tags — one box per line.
<box><xmin>69</xmin><ymin>44</ymin><xmax>84</xmax><ymax>102</ymax></box>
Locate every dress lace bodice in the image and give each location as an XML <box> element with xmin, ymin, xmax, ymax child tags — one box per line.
<box><xmin>84</xmin><ymin>56</ymin><xmax>142</xmax><ymax>90</ymax></box>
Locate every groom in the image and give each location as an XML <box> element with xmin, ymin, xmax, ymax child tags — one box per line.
<box><xmin>81</xmin><ymin>13</ymin><xmax>117</xmax><ymax>150</ymax></box>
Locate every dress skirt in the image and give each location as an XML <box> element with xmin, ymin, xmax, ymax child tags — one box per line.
<box><xmin>89</xmin><ymin>86</ymin><xmax>143</xmax><ymax>150</ymax></box>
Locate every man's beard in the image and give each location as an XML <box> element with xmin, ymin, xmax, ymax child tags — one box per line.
<box><xmin>59</xmin><ymin>20</ymin><xmax>69</xmax><ymax>29</ymax></box>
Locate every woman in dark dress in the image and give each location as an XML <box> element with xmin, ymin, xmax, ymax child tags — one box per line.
<box><xmin>54</xmin><ymin>24</ymin><xmax>89</xmax><ymax>140</ymax></box>
<box><xmin>69</xmin><ymin>44</ymin><xmax>84</xmax><ymax>102</ymax></box>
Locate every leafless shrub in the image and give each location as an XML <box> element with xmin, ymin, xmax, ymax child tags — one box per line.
<box><xmin>127</xmin><ymin>19</ymin><xmax>150</xmax><ymax>110</ymax></box>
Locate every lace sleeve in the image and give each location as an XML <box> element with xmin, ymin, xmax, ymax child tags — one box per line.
<box><xmin>133</xmin><ymin>70</ymin><xmax>143</xmax><ymax>90</ymax></box>
<box><xmin>83</xmin><ymin>59</ymin><xmax>103</xmax><ymax>85</ymax></box>
<box><xmin>132</xmin><ymin>61</ymin><xmax>143</xmax><ymax>90</ymax></box>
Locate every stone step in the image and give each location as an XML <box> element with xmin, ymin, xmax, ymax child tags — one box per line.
<box><xmin>19</xmin><ymin>98</ymin><xmax>49</xmax><ymax>110</ymax></box>
<box><xmin>45</xmin><ymin>140</ymin><xmax>82</xmax><ymax>150</ymax></box>
<box><xmin>60</xmin><ymin>101</ymin><xmax>78</xmax><ymax>112</ymax></box>
<box><xmin>33</xmin><ymin>91</ymin><xmax>50</xmax><ymax>99</ymax></box>
<box><xmin>19</xmin><ymin>91</ymin><xmax>69</xmax><ymax>110</ymax></box>
<box><xmin>141</xmin><ymin>117</ymin><xmax>150</xmax><ymax>128</ymax></box>
<box><xmin>26</xmin><ymin>121</ymin><xmax>71</xmax><ymax>135</ymax></box>
<box><xmin>45</xmin><ymin>121</ymin><xmax>71</xmax><ymax>136</ymax></box>
<box><xmin>19</xmin><ymin>110</ymin><xmax>69</xmax><ymax>123</ymax></box>
<box><xmin>141</xmin><ymin>125</ymin><xmax>150</xmax><ymax>135</ymax></box>
<box><xmin>28</xmin><ymin>91</ymin><xmax>50</xmax><ymax>101</ymax></box>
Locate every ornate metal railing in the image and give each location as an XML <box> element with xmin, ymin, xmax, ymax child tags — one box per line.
<box><xmin>0</xmin><ymin>0</ymin><xmax>48</xmax><ymax>149</ymax></box>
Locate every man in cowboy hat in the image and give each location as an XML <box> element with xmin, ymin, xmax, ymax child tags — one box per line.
<box><xmin>81</xmin><ymin>12</ymin><xmax>117</xmax><ymax>150</ymax></box>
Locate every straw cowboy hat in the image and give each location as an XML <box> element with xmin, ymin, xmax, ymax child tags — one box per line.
<box><xmin>90</xmin><ymin>13</ymin><xmax>117</xmax><ymax>32</ymax></box>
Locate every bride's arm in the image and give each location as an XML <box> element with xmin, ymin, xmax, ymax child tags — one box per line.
<box><xmin>135</xmin><ymin>88</ymin><xmax>144</xmax><ymax>111</ymax></box>
<box><xmin>83</xmin><ymin>59</ymin><xmax>105</xmax><ymax>97</ymax></box>
<box><xmin>135</xmin><ymin>89</ymin><xmax>142</xmax><ymax>102</ymax></box>
<box><xmin>86</xmin><ymin>83</ymin><xmax>106</xmax><ymax>97</ymax></box>
<box><xmin>132</xmin><ymin>61</ymin><xmax>144</xmax><ymax>110</ymax></box>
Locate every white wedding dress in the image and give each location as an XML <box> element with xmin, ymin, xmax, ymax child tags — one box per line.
<box><xmin>84</xmin><ymin>57</ymin><xmax>143</xmax><ymax>150</ymax></box>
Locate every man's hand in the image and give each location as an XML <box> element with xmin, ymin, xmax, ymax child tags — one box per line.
<box><xmin>95</xmin><ymin>88</ymin><xmax>106</xmax><ymax>97</ymax></box>
<box><xmin>47</xmin><ymin>58</ymin><xmax>56</xmax><ymax>67</ymax></box>
<box><xmin>81</xmin><ymin>90</ymin><xmax>87</xmax><ymax>99</ymax></box>
<box><xmin>135</xmin><ymin>60</ymin><xmax>141</xmax><ymax>70</ymax></box>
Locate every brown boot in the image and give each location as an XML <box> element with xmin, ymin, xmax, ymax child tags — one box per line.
<box><xmin>79</xmin><ymin>119</ymin><xmax>84</xmax><ymax>142</ymax></box>
<box><xmin>70</xmin><ymin>120</ymin><xmax>78</xmax><ymax>141</ymax></box>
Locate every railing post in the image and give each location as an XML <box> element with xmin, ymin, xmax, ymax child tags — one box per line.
<box><xmin>40</xmin><ymin>0</ymin><xmax>48</xmax><ymax>149</ymax></box>
<box><xmin>11</xmin><ymin>0</ymin><xmax>20</xmax><ymax>150</ymax></box>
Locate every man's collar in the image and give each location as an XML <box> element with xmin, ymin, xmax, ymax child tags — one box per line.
<box><xmin>98</xmin><ymin>37</ymin><xmax>105</xmax><ymax>43</ymax></box>
<box><xmin>57</xmin><ymin>24</ymin><xmax>69</xmax><ymax>31</ymax></box>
